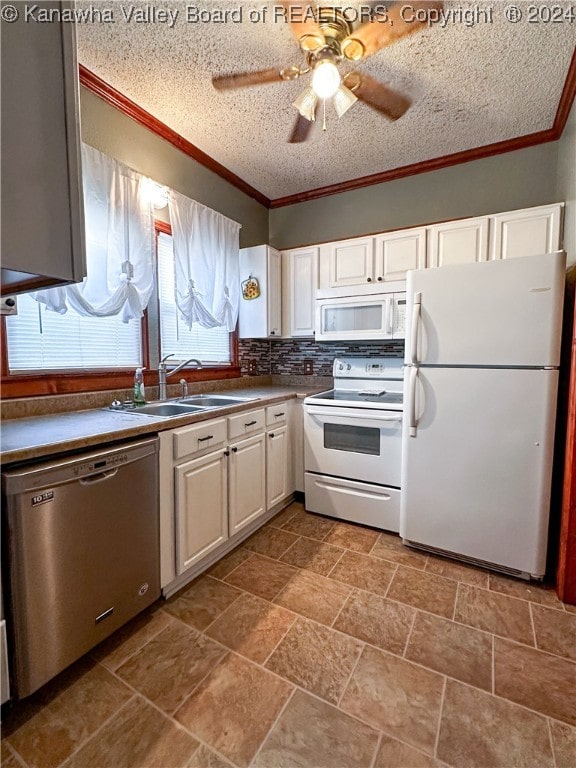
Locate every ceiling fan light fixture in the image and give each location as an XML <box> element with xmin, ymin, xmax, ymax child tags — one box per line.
<box><xmin>333</xmin><ymin>84</ymin><xmax>358</xmax><ymax>117</ymax></box>
<box><xmin>293</xmin><ymin>86</ymin><xmax>318</xmax><ymax>121</ymax></box>
<box><xmin>311</xmin><ymin>59</ymin><xmax>341</xmax><ymax>99</ymax></box>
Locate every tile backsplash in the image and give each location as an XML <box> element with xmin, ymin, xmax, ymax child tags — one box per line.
<box><xmin>238</xmin><ymin>338</ymin><xmax>404</xmax><ymax>377</ymax></box>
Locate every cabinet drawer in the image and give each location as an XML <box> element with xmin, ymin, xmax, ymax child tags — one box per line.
<box><xmin>266</xmin><ymin>402</ymin><xmax>288</xmax><ymax>427</ymax></box>
<box><xmin>173</xmin><ymin>418</ymin><xmax>227</xmax><ymax>460</ymax></box>
<box><xmin>228</xmin><ymin>409</ymin><xmax>266</xmax><ymax>440</ymax></box>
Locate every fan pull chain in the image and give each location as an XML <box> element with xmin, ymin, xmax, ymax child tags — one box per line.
<box><xmin>322</xmin><ymin>100</ymin><xmax>327</xmax><ymax>131</ymax></box>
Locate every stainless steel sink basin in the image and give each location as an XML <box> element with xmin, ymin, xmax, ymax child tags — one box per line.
<box><xmin>178</xmin><ymin>395</ymin><xmax>258</xmax><ymax>408</ymax></box>
<box><xmin>109</xmin><ymin>403</ymin><xmax>208</xmax><ymax>418</ymax></box>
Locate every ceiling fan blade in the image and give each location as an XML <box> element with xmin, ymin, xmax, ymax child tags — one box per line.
<box><xmin>212</xmin><ymin>68</ymin><xmax>285</xmax><ymax>90</ymax></box>
<box><xmin>280</xmin><ymin>1</ymin><xmax>325</xmax><ymax>51</ymax></box>
<box><xmin>348</xmin><ymin>73</ymin><xmax>412</xmax><ymax>121</ymax></box>
<box><xmin>341</xmin><ymin>0</ymin><xmax>444</xmax><ymax>60</ymax></box>
<box><xmin>288</xmin><ymin>113</ymin><xmax>315</xmax><ymax>143</ymax></box>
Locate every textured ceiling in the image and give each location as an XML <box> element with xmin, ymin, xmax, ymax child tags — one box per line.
<box><xmin>76</xmin><ymin>1</ymin><xmax>576</xmax><ymax>200</ymax></box>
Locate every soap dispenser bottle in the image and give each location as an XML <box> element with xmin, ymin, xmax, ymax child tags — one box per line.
<box><xmin>133</xmin><ymin>367</ymin><xmax>146</xmax><ymax>404</ymax></box>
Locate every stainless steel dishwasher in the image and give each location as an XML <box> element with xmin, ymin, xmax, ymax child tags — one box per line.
<box><xmin>2</xmin><ymin>437</ymin><xmax>160</xmax><ymax>698</ymax></box>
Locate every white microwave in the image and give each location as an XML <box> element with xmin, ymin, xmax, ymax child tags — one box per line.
<box><xmin>314</xmin><ymin>285</ymin><xmax>406</xmax><ymax>341</ymax></box>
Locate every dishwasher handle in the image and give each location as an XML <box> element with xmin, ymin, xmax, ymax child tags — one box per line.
<box><xmin>79</xmin><ymin>469</ymin><xmax>119</xmax><ymax>485</ymax></box>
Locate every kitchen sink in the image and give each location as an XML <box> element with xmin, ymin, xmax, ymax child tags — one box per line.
<box><xmin>178</xmin><ymin>395</ymin><xmax>258</xmax><ymax>407</ymax></box>
<box><xmin>108</xmin><ymin>402</ymin><xmax>209</xmax><ymax>418</ymax></box>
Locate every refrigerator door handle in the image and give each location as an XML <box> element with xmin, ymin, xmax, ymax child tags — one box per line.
<box><xmin>408</xmin><ymin>365</ymin><xmax>418</xmax><ymax>437</ymax></box>
<box><xmin>410</xmin><ymin>292</ymin><xmax>422</xmax><ymax>365</ymax></box>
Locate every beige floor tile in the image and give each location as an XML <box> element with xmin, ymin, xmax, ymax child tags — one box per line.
<box><xmin>4</xmin><ymin>660</ymin><xmax>133</xmax><ymax>768</ymax></box>
<box><xmin>266</xmin><ymin>504</ymin><xmax>301</xmax><ymax>529</ymax></box>
<box><xmin>163</xmin><ymin>576</ymin><xmax>242</xmax><ymax>631</ymax></box>
<box><xmin>494</xmin><ymin>637</ymin><xmax>576</xmax><ymax>725</ymax></box>
<box><xmin>175</xmin><ymin>653</ymin><xmax>293</xmax><ymax>768</ymax></box>
<box><xmin>550</xmin><ymin>720</ymin><xmax>576</xmax><ymax>768</ymax></box>
<box><xmin>279</xmin><ymin>536</ymin><xmax>344</xmax><ymax>575</ymax></box>
<box><xmin>205</xmin><ymin>592</ymin><xmax>296</xmax><ymax>663</ymax></box>
<box><xmin>274</xmin><ymin>569</ymin><xmax>352</xmax><ymax>625</ymax></box>
<box><xmin>340</xmin><ymin>646</ymin><xmax>444</xmax><ymax>754</ymax></box>
<box><xmin>266</xmin><ymin>617</ymin><xmax>363</xmax><ymax>704</ymax></box>
<box><xmin>323</xmin><ymin>521</ymin><xmax>380</xmax><ymax>553</ymax></box>
<box><xmin>281</xmin><ymin>510</ymin><xmax>337</xmax><ymax>540</ymax></box>
<box><xmin>454</xmin><ymin>584</ymin><xmax>534</xmax><ymax>645</ymax></box>
<box><xmin>405</xmin><ymin>612</ymin><xmax>493</xmax><ymax>691</ymax></box>
<box><xmin>206</xmin><ymin>548</ymin><xmax>253</xmax><ymax>580</ymax></box>
<box><xmin>91</xmin><ymin>606</ymin><xmax>176</xmax><ymax>671</ymax></box>
<box><xmin>374</xmin><ymin>735</ymin><xmax>443</xmax><ymax>768</ymax></box>
<box><xmin>437</xmin><ymin>679</ymin><xmax>554</xmax><ymax>768</ymax></box>
<box><xmin>224</xmin><ymin>554</ymin><xmax>297</xmax><ymax>600</ymax></box>
<box><xmin>116</xmin><ymin>622</ymin><xmax>226</xmax><ymax>714</ymax></box>
<box><xmin>328</xmin><ymin>550</ymin><xmax>397</xmax><ymax>596</ymax></box>
<box><xmin>253</xmin><ymin>688</ymin><xmax>379</xmax><ymax>768</ymax></box>
<box><xmin>187</xmin><ymin>744</ymin><xmax>236</xmax><ymax>767</ymax></box>
<box><xmin>387</xmin><ymin>566</ymin><xmax>457</xmax><ymax>618</ymax></box>
<box><xmin>371</xmin><ymin>533</ymin><xmax>428</xmax><ymax>569</ymax></box>
<box><xmin>64</xmin><ymin>696</ymin><xmax>198</xmax><ymax>768</ymax></box>
<box><xmin>243</xmin><ymin>526</ymin><xmax>300</xmax><ymax>559</ymax></box>
<box><xmin>333</xmin><ymin>590</ymin><xmax>414</xmax><ymax>655</ymax></box>
<box><xmin>531</xmin><ymin>604</ymin><xmax>576</xmax><ymax>661</ymax></box>
<box><xmin>489</xmin><ymin>574</ymin><xmax>566</xmax><ymax>609</ymax></box>
<box><xmin>425</xmin><ymin>556</ymin><xmax>490</xmax><ymax>589</ymax></box>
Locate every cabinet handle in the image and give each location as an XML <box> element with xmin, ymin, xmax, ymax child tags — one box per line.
<box><xmin>224</xmin><ymin>450</ymin><xmax>230</xmax><ymax>456</ymax></box>
<box><xmin>270</xmin><ymin>330</ymin><xmax>276</xmax><ymax>335</ymax></box>
<box><xmin>231</xmin><ymin>446</ymin><xmax>238</xmax><ymax>453</ymax></box>
<box><xmin>275</xmin><ymin>412</ymin><xmax>285</xmax><ymax>417</ymax></box>
<box><xmin>367</xmin><ymin>277</ymin><xmax>372</xmax><ymax>282</ymax></box>
<box><xmin>269</xmin><ymin>432</ymin><xmax>275</xmax><ymax>438</ymax></box>
<box><xmin>377</xmin><ymin>276</ymin><xmax>383</xmax><ymax>281</ymax></box>
<box><xmin>197</xmin><ymin>435</ymin><xmax>213</xmax><ymax>442</ymax></box>
<box><xmin>245</xmin><ymin>420</ymin><xmax>257</xmax><ymax>427</ymax></box>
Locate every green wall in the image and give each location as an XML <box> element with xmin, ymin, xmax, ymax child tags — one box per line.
<box><xmin>269</xmin><ymin>141</ymin><xmax>561</xmax><ymax>250</ymax></box>
<box><xmin>80</xmin><ymin>88</ymin><xmax>269</xmax><ymax>248</ymax></box>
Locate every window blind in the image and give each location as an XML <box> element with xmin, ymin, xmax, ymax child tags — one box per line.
<box><xmin>5</xmin><ymin>292</ymin><xmax>142</xmax><ymax>372</ymax></box>
<box><xmin>157</xmin><ymin>232</ymin><xmax>232</xmax><ymax>364</ymax></box>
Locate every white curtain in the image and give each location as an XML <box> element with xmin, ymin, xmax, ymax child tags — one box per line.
<box><xmin>32</xmin><ymin>144</ymin><xmax>155</xmax><ymax>323</ymax></box>
<box><xmin>168</xmin><ymin>190</ymin><xmax>241</xmax><ymax>332</ymax></box>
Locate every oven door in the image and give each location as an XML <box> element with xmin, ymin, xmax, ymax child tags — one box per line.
<box><xmin>304</xmin><ymin>405</ymin><xmax>402</xmax><ymax>487</ymax></box>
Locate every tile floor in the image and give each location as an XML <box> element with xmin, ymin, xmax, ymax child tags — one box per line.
<box><xmin>2</xmin><ymin>501</ymin><xmax>575</xmax><ymax>768</ymax></box>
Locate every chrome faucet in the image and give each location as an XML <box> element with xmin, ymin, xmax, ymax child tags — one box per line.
<box><xmin>158</xmin><ymin>354</ymin><xmax>202</xmax><ymax>400</ymax></box>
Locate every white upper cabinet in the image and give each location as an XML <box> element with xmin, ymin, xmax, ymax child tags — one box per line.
<box><xmin>489</xmin><ymin>203</ymin><xmax>563</xmax><ymax>260</ymax></box>
<box><xmin>283</xmin><ymin>246</ymin><xmax>318</xmax><ymax>337</ymax></box>
<box><xmin>428</xmin><ymin>217</ymin><xmax>489</xmax><ymax>268</ymax></box>
<box><xmin>375</xmin><ymin>228</ymin><xmax>427</xmax><ymax>281</ymax></box>
<box><xmin>328</xmin><ymin>237</ymin><xmax>374</xmax><ymax>287</ymax></box>
<box><xmin>239</xmin><ymin>245</ymin><xmax>282</xmax><ymax>338</ymax></box>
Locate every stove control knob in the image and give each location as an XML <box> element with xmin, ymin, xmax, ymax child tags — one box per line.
<box><xmin>347</xmin><ymin>364</ymin><xmax>351</xmax><ymax>370</ymax></box>
<box><xmin>338</xmin><ymin>364</ymin><xmax>344</xmax><ymax>370</ymax></box>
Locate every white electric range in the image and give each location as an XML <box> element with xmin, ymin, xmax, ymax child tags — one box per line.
<box><xmin>303</xmin><ymin>357</ymin><xmax>404</xmax><ymax>532</ymax></box>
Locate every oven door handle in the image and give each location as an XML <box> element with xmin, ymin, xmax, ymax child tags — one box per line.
<box><xmin>305</xmin><ymin>408</ymin><xmax>402</xmax><ymax>423</ymax></box>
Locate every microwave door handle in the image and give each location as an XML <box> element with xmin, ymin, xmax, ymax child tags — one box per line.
<box><xmin>410</xmin><ymin>292</ymin><xmax>422</xmax><ymax>365</ymax></box>
<box><xmin>408</xmin><ymin>366</ymin><xmax>418</xmax><ymax>437</ymax></box>
<box><xmin>387</xmin><ymin>298</ymin><xmax>394</xmax><ymax>335</ymax></box>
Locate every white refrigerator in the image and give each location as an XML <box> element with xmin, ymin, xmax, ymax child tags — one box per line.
<box><xmin>401</xmin><ymin>251</ymin><xmax>566</xmax><ymax>579</ymax></box>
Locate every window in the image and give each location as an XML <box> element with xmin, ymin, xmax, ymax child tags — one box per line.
<box><xmin>5</xmin><ymin>294</ymin><xmax>143</xmax><ymax>373</ymax></box>
<box><xmin>157</xmin><ymin>230</ymin><xmax>232</xmax><ymax>365</ymax></box>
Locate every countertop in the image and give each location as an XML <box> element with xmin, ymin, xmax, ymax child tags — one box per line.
<box><xmin>0</xmin><ymin>386</ymin><xmax>325</xmax><ymax>465</ymax></box>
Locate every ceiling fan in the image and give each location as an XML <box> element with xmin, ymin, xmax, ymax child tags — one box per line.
<box><xmin>212</xmin><ymin>1</ymin><xmax>443</xmax><ymax>143</ymax></box>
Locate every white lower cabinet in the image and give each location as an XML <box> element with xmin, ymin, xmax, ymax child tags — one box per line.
<box><xmin>228</xmin><ymin>432</ymin><xmax>266</xmax><ymax>535</ymax></box>
<box><xmin>175</xmin><ymin>450</ymin><xmax>228</xmax><ymax>573</ymax></box>
<box><xmin>267</xmin><ymin>426</ymin><xmax>289</xmax><ymax>509</ymax></box>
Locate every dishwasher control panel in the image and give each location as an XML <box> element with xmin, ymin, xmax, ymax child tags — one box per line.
<box><xmin>73</xmin><ymin>452</ymin><xmax>129</xmax><ymax>476</ymax></box>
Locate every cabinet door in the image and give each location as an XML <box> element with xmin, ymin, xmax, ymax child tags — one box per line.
<box><xmin>175</xmin><ymin>450</ymin><xmax>228</xmax><ymax>574</ymax></box>
<box><xmin>287</xmin><ymin>247</ymin><xmax>318</xmax><ymax>336</ymax></box>
<box><xmin>228</xmin><ymin>433</ymin><xmax>266</xmax><ymax>535</ymax></box>
<box><xmin>1</xmin><ymin>2</ymin><xmax>85</xmax><ymax>294</ymax></box>
<box><xmin>490</xmin><ymin>204</ymin><xmax>563</xmax><ymax>260</ymax></box>
<box><xmin>328</xmin><ymin>237</ymin><xmax>374</xmax><ymax>287</ymax></box>
<box><xmin>266</xmin><ymin>426</ymin><xmax>289</xmax><ymax>509</ymax></box>
<box><xmin>375</xmin><ymin>228</ymin><xmax>427</xmax><ymax>281</ymax></box>
<box><xmin>267</xmin><ymin>247</ymin><xmax>282</xmax><ymax>337</ymax></box>
<box><xmin>428</xmin><ymin>218</ymin><xmax>489</xmax><ymax>267</ymax></box>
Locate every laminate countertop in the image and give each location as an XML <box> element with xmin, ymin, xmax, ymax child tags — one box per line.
<box><xmin>0</xmin><ymin>386</ymin><xmax>325</xmax><ymax>465</ymax></box>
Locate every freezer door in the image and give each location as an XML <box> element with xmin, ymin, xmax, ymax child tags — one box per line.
<box><xmin>405</xmin><ymin>251</ymin><xmax>565</xmax><ymax>367</ymax></box>
<box><xmin>401</xmin><ymin>367</ymin><xmax>558</xmax><ymax>577</ymax></box>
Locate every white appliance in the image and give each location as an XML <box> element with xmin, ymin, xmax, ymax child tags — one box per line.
<box><xmin>315</xmin><ymin>282</ymin><xmax>406</xmax><ymax>341</ymax></box>
<box><xmin>304</xmin><ymin>357</ymin><xmax>403</xmax><ymax>531</ymax></box>
<box><xmin>401</xmin><ymin>251</ymin><xmax>566</xmax><ymax>579</ymax></box>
